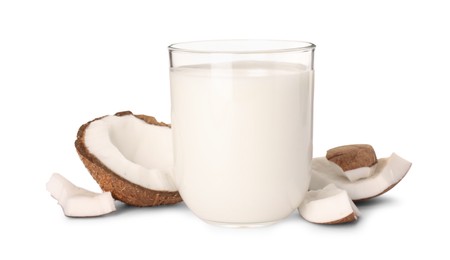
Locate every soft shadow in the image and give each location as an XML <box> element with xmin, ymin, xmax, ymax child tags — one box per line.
<box><xmin>63</xmin><ymin>201</ymin><xmax>188</xmax><ymax>221</ymax></box>
<box><xmin>310</xmin><ymin>217</ymin><xmax>360</xmax><ymax>229</ymax></box>
<box><xmin>110</xmin><ymin>201</ymin><xmax>189</xmax><ymax>217</ymax></box>
<box><xmin>280</xmin><ymin>211</ymin><xmax>360</xmax><ymax>229</ymax></box>
<box><xmin>354</xmin><ymin>196</ymin><xmax>398</xmax><ymax>209</ymax></box>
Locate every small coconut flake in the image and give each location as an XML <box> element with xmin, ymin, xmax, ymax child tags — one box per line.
<box><xmin>47</xmin><ymin>173</ymin><xmax>116</xmax><ymax>217</ymax></box>
<box><xmin>310</xmin><ymin>153</ymin><xmax>412</xmax><ymax>201</ymax></box>
<box><xmin>298</xmin><ymin>184</ymin><xmax>360</xmax><ymax>224</ymax></box>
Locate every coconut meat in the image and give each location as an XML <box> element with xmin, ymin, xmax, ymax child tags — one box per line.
<box><xmin>298</xmin><ymin>184</ymin><xmax>360</xmax><ymax>224</ymax></box>
<box><xmin>310</xmin><ymin>153</ymin><xmax>412</xmax><ymax>200</ymax></box>
<box><xmin>47</xmin><ymin>173</ymin><xmax>116</xmax><ymax>217</ymax></box>
<box><xmin>84</xmin><ymin>115</ymin><xmax>177</xmax><ymax>191</ymax></box>
<box><xmin>343</xmin><ymin>166</ymin><xmax>376</xmax><ymax>182</ymax></box>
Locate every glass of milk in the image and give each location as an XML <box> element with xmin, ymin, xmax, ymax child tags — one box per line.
<box><xmin>169</xmin><ymin>40</ymin><xmax>315</xmax><ymax>227</ymax></box>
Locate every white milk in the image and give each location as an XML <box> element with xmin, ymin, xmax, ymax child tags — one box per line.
<box><xmin>170</xmin><ymin>61</ymin><xmax>313</xmax><ymax>225</ymax></box>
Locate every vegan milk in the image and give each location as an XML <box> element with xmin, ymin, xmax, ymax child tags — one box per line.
<box><xmin>170</xmin><ymin>61</ymin><xmax>313</xmax><ymax>225</ymax></box>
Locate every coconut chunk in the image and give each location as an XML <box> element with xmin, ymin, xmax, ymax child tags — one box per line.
<box><xmin>326</xmin><ymin>144</ymin><xmax>378</xmax><ymax>182</ymax></box>
<box><xmin>46</xmin><ymin>173</ymin><xmax>116</xmax><ymax>217</ymax></box>
<box><xmin>75</xmin><ymin>111</ymin><xmax>182</xmax><ymax>207</ymax></box>
<box><xmin>298</xmin><ymin>184</ymin><xmax>360</xmax><ymax>224</ymax></box>
<box><xmin>326</xmin><ymin>144</ymin><xmax>377</xmax><ymax>171</ymax></box>
<box><xmin>310</xmin><ymin>153</ymin><xmax>412</xmax><ymax>201</ymax></box>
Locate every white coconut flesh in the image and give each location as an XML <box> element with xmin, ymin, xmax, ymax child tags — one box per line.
<box><xmin>47</xmin><ymin>173</ymin><xmax>116</xmax><ymax>217</ymax></box>
<box><xmin>298</xmin><ymin>184</ymin><xmax>360</xmax><ymax>224</ymax></box>
<box><xmin>84</xmin><ymin>114</ymin><xmax>177</xmax><ymax>191</ymax></box>
<box><xmin>342</xmin><ymin>166</ymin><xmax>376</xmax><ymax>182</ymax></box>
<box><xmin>310</xmin><ymin>153</ymin><xmax>412</xmax><ymax>200</ymax></box>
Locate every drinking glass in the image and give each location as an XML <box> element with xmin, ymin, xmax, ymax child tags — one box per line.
<box><xmin>169</xmin><ymin>40</ymin><xmax>315</xmax><ymax>227</ymax></box>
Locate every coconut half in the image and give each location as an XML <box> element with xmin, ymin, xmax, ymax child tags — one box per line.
<box><xmin>299</xmin><ymin>184</ymin><xmax>360</xmax><ymax>224</ymax></box>
<box><xmin>310</xmin><ymin>153</ymin><xmax>412</xmax><ymax>201</ymax></box>
<box><xmin>75</xmin><ymin>111</ymin><xmax>182</xmax><ymax>207</ymax></box>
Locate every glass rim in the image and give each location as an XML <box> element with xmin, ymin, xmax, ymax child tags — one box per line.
<box><xmin>168</xmin><ymin>39</ymin><xmax>315</xmax><ymax>54</ymax></box>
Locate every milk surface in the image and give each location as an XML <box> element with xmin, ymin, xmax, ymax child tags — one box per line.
<box><xmin>170</xmin><ymin>61</ymin><xmax>313</xmax><ymax>225</ymax></box>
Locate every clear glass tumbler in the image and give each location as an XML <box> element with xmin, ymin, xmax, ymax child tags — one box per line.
<box><xmin>169</xmin><ymin>40</ymin><xmax>315</xmax><ymax>227</ymax></box>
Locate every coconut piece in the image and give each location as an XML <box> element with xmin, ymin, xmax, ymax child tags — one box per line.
<box><xmin>326</xmin><ymin>144</ymin><xmax>378</xmax><ymax>170</ymax></box>
<box><xmin>310</xmin><ymin>153</ymin><xmax>412</xmax><ymax>201</ymax></box>
<box><xmin>326</xmin><ymin>144</ymin><xmax>377</xmax><ymax>182</ymax></box>
<box><xmin>298</xmin><ymin>184</ymin><xmax>360</xmax><ymax>224</ymax></box>
<box><xmin>47</xmin><ymin>173</ymin><xmax>116</xmax><ymax>217</ymax></box>
<box><xmin>75</xmin><ymin>111</ymin><xmax>182</xmax><ymax>207</ymax></box>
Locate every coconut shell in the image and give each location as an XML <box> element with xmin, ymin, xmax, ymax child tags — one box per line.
<box><xmin>326</xmin><ymin>144</ymin><xmax>377</xmax><ymax>171</ymax></box>
<box><xmin>75</xmin><ymin>111</ymin><xmax>182</xmax><ymax>207</ymax></box>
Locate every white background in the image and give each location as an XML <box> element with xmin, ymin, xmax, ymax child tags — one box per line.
<box><xmin>1</xmin><ymin>0</ymin><xmax>449</xmax><ymax>259</ymax></box>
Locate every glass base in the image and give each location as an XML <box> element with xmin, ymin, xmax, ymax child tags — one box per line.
<box><xmin>204</xmin><ymin>219</ymin><xmax>278</xmax><ymax>228</ymax></box>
